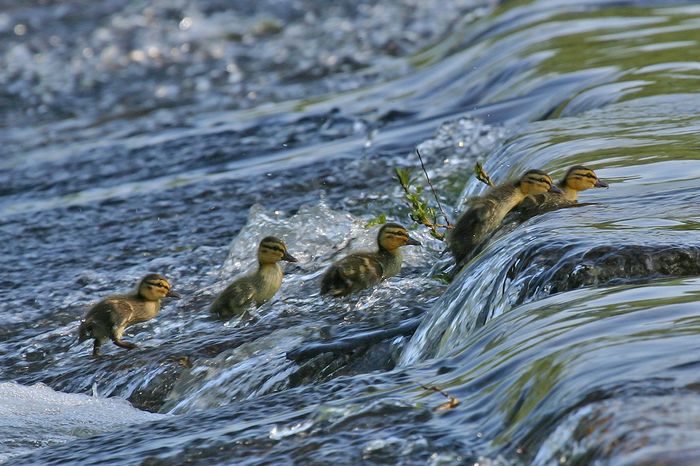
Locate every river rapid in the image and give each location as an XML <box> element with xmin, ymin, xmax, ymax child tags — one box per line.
<box><xmin>2</xmin><ymin>0</ymin><xmax>700</xmax><ymax>464</ymax></box>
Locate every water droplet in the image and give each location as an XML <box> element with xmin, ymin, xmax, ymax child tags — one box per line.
<box><xmin>147</xmin><ymin>46</ymin><xmax>160</xmax><ymax>59</ymax></box>
<box><xmin>129</xmin><ymin>50</ymin><xmax>146</xmax><ymax>62</ymax></box>
<box><xmin>13</xmin><ymin>24</ymin><xmax>27</xmax><ymax>36</ymax></box>
<box><xmin>179</xmin><ymin>17</ymin><xmax>192</xmax><ymax>31</ymax></box>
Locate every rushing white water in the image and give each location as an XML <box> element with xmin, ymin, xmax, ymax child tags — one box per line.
<box><xmin>0</xmin><ymin>382</ymin><xmax>164</xmax><ymax>463</ymax></box>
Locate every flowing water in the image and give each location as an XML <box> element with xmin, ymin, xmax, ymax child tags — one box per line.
<box><xmin>2</xmin><ymin>0</ymin><xmax>700</xmax><ymax>464</ymax></box>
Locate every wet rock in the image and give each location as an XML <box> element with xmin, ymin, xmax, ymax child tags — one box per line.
<box><xmin>128</xmin><ymin>360</ymin><xmax>189</xmax><ymax>413</ymax></box>
<box><xmin>286</xmin><ymin>316</ymin><xmax>421</xmax><ymax>362</ymax></box>
<box><xmin>288</xmin><ymin>340</ymin><xmax>399</xmax><ymax>387</ymax></box>
<box><xmin>530</xmin><ymin>390</ymin><xmax>700</xmax><ymax>466</ymax></box>
<box><xmin>511</xmin><ymin>243</ymin><xmax>700</xmax><ymax>306</ymax></box>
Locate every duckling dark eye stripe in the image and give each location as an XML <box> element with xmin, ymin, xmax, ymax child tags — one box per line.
<box><xmin>146</xmin><ymin>281</ymin><xmax>168</xmax><ymax>289</ymax></box>
<box><xmin>262</xmin><ymin>244</ymin><xmax>285</xmax><ymax>253</ymax></box>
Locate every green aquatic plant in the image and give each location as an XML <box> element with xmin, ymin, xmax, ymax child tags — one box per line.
<box><xmin>474</xmin><ymin>161</ymin><xmax>494</xmax><ymax>187</ymax></box>
<box><xmin>365</xmin><ymin>213</ymin><xmax>387</xmax><ymax>228</ymax></box>
<box><xmin>395</xmin><ymin>168</ymin><xmax>450</xmax><ymax>240</ymax></box>
<box><xmin>393</xmin><ymin>149</ymin><xmax>452</xmax><ymax>240</ymax></box>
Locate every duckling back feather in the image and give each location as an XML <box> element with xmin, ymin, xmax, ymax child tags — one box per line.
<box><xmin>320</xmin><ymin>223</ymin><xmax>418</xmax><ymax>297</ymax></box>
<box><xmin>80</xmin><ymin>295</ymin><xmax>145</xmax><ymax>340</ymax></box>
<box><xmin>320</xmin><ymin>253</ymin><xmax>385</xmax><ymax>297</ymax></box>
<box><xmin>210</xmin><ymin>276</ymin><xmax>257</xmax><ymax>317</ymax></box>
<box><xmin>448</xmin><ymin>182</ymin><xmax>520</xmax><ymax>264</ymax></box>
<box><xmin>513</xmin><ymin>191</ymin><xmax>576</xmax><ymax>221</ymax></box>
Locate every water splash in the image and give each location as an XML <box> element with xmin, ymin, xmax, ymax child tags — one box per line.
<box><xmin>0</xmin><ymin>382</ymin><xmax>163</xmax><ymax>464</ymax></box>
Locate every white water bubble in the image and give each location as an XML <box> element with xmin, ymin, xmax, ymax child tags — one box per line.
<box><xmin>269</xmin><ymin>419</ymin><xmax>313</xmax><ymax>440</ymax></box>
<box><xmin>179</xmin><ymin>17</ymin><xmax>192</xmax><ymax>31</ymax></box>
<box><xmin>129</xmin><ymin>49</ymin><xmax>146</xmax><ymax>62</ymax></box>
<box><xmin>0</xmin><ymin>382</ymin><xmax>164</xmax><ymax>463</ymax></box>
<box><xmin>147</xmin><ymin>46</ymin><xmax>160</xmax><ymax>59</ymax></box>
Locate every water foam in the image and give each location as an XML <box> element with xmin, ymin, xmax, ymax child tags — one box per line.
<box><xmin>0</xmin><ymin>382</ymin><xmax>164</xmax><ymax>463</ymax></box>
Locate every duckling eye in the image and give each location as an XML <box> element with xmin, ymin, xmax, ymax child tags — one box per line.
<box><xmin>146</xmin><ymin>281</ymin><xmax>169</xmax><ymax>290</ymax></box>
<box><xmin>384</xmin><ymin>230</ymin><xmax>408</xmax><ymax>240</ymax></box>
<box><xmin>528</xmin><ymin>177</ymin><xmax>550</xmax><ymax>186</ymax></box>
<box><xmin>570</xmin><ymin>170</ymin><xmax>597</xmax><ymax>180</ymax></box>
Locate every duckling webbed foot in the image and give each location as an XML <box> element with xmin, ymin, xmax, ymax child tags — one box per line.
<box><xmin>112</xmin><ymin>338</ymin><xmax>138</xmax><ymax>350</ymax></box>
<box><xmin>111</xmin><ymin>326</ymin><xmax>138</xmax><ymax>350</ymax></box>
<box><xmin>92</xmin><ymin>340</ymin><xmax>102</xmax><ymax>357</ymax></box>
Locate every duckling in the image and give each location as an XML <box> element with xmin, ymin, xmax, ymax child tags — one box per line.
<box><xmin>448</xmin><ymin>169</ymin><xmax>562</xmax><ymax>264</ymax></box>
<box><xmin>210</xmin><ymin>236</ymin><xmax>297</xmax><ymax>318</ymax></box>
<box><xmin>321</xmin><ymin>223</ymin><xmax>421</xmax><ymax>297</ymax></box>
<box><xmin>78</xmin><ymin>274</ymin><xmax>181</xmax><ymax>357</ymax></box>
<box><xmin>514</xmin><ymin>165</ymin><xmax>608</xmax><ymax>218</ymax></box>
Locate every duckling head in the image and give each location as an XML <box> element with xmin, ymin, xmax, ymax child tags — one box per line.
<box><xmin>258</xmin><ymin>236</ymin><xmax>298</xmax><ymax>265</ymax></box>
<box><xmin>518</xmin><ymin>169</ymin><xmax>563</xmax><ymax>196</ymax></box>
<box><xmin>377</xmin><ymin>223</ymin><xmax>421</xmax><ymax>252</ymax></box>
<box><xmin>561</xmin><ymin>165</ymin><xmax>608</xmax><ymax>192</ymax></box>
<box><xmin>138</xmin><ymin>274</ymin><xmax>181</xmax><ymax>301</ymax></box>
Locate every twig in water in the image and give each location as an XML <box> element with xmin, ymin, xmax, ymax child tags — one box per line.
<box><xmin>416</xmin><ymin>149</ymin><xmax>451</xmax><ymax>228</ymax></box>
<box><xmin>419</xmin><ymin>383</ymin><xmax>460</xmax><ymax>412</ymax></box>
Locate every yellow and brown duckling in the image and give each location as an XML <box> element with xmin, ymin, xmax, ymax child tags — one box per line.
<box><xmin>448</xmin><ymin>169</ymin><xmax>562</xmax><ymax>264</ymax></box>
<box><xmin>210</xmin><ymin>236</ymin><xmax>297</xmax><ymax>318</ymax></box>
<box><xmin>514</xmin><ymin>165</ymin><xmax>608</xmax><ymax>217</ymax></box>
<box><xmin>320</xmin><ymin>223</ymin><xmax>421</xmax><ymax>297</ymax></box>
<box><xmin>78</xmin><ymin>274</ymin><xmax>181</xmax><ymax>357</ymax></box>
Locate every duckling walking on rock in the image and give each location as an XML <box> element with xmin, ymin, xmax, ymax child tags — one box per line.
<box><xmin>211</xmin><ymin>236</ymin><xmax>297</xmax><ymax>318</ymax></box>
<box><xmin>321</xmin><ymin>223</ymin><xmax>421</xmax><ymax>297</ymax></box>
<box><xmin>78</xmin><ymin>274</ymin><xmax>181</xmax><ymax>357</ymax></box>
<box><xmin>449</xmin><ymin>169</ymin><xmax>562</xmax><ymax>264</ymax></box>
<box><xmin>515</xmin><ymin>165</ymin><xmax>608</xmax><ymax>218</ymax></box>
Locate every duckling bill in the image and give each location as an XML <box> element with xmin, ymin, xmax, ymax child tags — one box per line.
<box><xmin>78</xmin><ymin>274</ymin><xmax>181</xmax><ymax>357</ymax></box>
<box><xmin>320</xmin><ymin>223</ymin><xmax>420</xmax><ymax>297</ymax></box>
<box><xmin>448</xmin><ymin>169</ymin><xmax>561</xmax><ymax>265</ymax></box>
<box><xmin>210</xmin><ymin>236</ymin><xmax>297</xmax><ymax>318</ymax></box>
<box><xmin>514</xmin><ymin>165</ymin><xmax>608</xmax><ymax>218</ymax></box>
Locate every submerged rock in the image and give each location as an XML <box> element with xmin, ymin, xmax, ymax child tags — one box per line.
<box><xmin>511</xmin><ymin>243</ymin><xmax>700</xmax><ymax>306</ymax></box>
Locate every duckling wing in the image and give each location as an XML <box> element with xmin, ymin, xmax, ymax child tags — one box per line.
<box><xmin>80</xmin><ymin>298</ymin><xmax>131</xmax><ymax>340</ymax></box>
<box><xmin>210</xmin><ymin>277</ymin><xmax>256</xmax><ymax>317</ymax></box>
<box><xmin>320</xmin><ymin>253</ymin><xmax>384</xmax><ymax>296</ymax></box>
<box><xmin>514</xmin><ymin>193</ymin><xmax>573</xmax><ymax>221</ymax></box>
<box><xmin>448</xmin><ymin>203</ymin><xmax>496</xmax><ymax>263</ymax></box>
